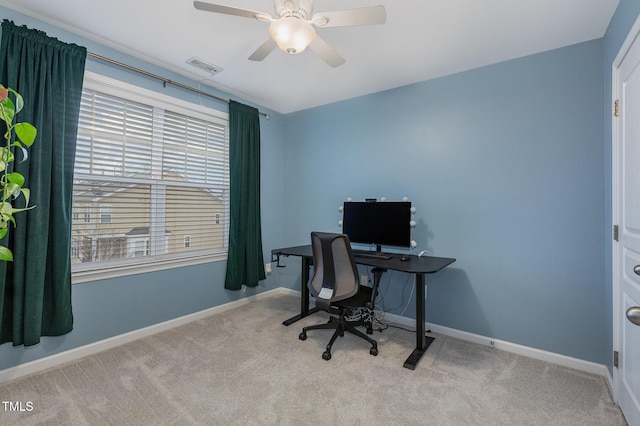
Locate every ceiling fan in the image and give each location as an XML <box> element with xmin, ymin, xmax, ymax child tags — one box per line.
<box><xmin>193</xmin><ymin>0</ymin><xmax>386</xmax><ymax>67</ymax></box>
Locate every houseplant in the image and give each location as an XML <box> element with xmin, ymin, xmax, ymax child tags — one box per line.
<box><xmin>0</xmin><ymin>84</ymin><xmax>37</xmax><ymax>261</ymax></box>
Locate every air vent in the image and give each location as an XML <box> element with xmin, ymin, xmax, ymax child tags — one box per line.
<box><xmin>186</xmin><ymin>57</ymin><xmax>223</xmax><ymax>75</ymax></box>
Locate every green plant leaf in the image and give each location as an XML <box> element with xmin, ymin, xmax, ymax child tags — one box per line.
<box><xmin>0</xmin><ymin>210</ymin><xmax>16</xmax><ymax>227</ymax></box>
<box><xmin>3</xmin><ymin>183</ymin><xmax>20</xmax><ymax>200</ymax></box>
<box><xmin>0</xmin><ymin>227</ymin><xmax>7</xmax><ymax>239</ymax></box>
<box><xmin>14</xmin><ymin>122</ymin><xmax>36</xmax><ymax>147</ymax></box>
<box><xmin>7</xmin><ymin>88</ymin><xmax>23</xmax><ymax>114</ymax></box>
<box><xmin>0</xmin><ymin>245</ymin><xmax>13</xmax><ymax>261</ymax></box>
<box><xmin>11</xmin><ymin>205</ymin><xmax>35</xmax><ymax>214</ymax></box>
<box><xmin>0</xmin><ymin>96</ymin><xmax>15</xmax><ymax>124</ymax></box>
<box><xmin>11</xmin><ymin>206</ymin><xmax>34</xmax><ymax>214</ymax></box>
<box><xmin>0</xmin><ymin>148</ymin><xmax>14</xmax><ymax>163</ymax></box>
<box><xmin>20</xmin><ymin>187</ymin><xmax>31</xmax><ymax>206</ymax></box>
<box><xmin>7</xmin><ymin>172</ymin><xmax>25</xmax><ymax>187</ymax></box>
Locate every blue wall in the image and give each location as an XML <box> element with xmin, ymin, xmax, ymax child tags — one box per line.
<box><xmin>2</xmin><ymin>1</ymin><xmax>639</xmax><ymax>371</ymax></box>
<box><xmin>282</xmin><ymin>40</ymin><xmax>606</xmax><ymax>363</ymax></box>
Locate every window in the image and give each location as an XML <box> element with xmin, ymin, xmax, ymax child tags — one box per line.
<box><xmin>100</xmin><ymin>204</ymin><xmax>112</xmax><ymax>224</ymax></box>
<box><xmin>72</xmin><ymin>73</ymin><xmax>229</xmax><ymax>282</ymax></box>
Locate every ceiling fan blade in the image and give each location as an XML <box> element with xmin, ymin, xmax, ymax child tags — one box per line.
<box><xmin>193</xmin><ymin>1</ymin><xmax>272</xmax><ymax>21</ymax></box>
<box><xmin>248</xmin><ymin>38</ymin><xmax>278</xmax><ymax>61</ymax></box>
<box><xmin>309</xmin><ymin>36</ymin><xmax>345</xmax><ymax>68</ymax></box>
<box><xmin>312</xmin><ymin>6</ymin><xmax>386</xmax><ymax>28</ymax></box>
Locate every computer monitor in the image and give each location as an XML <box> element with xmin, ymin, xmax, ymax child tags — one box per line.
<box><xmin>342</xmin><ymin>201</ymin><xmax>411</xmax><ymax>251</ymax></box>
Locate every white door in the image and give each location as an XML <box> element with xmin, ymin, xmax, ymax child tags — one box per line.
<box><xmin>614</xmin><ymin>17</ymin><xmax>640</xmax><ymax>426</ymax></box>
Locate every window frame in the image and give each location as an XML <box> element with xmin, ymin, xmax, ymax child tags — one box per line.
<box><xmin>99</xmin><ymin>204</ymin><xmax>112</xmax><ymax>224</ymax></box>
<box><xmin>72</xmin><ymin>72</ymin><xmax>229</xmax><ymax>284</ymax></box>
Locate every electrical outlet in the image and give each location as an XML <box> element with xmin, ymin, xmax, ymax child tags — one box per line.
<box><xmin>265</xmin><ymin>263</ymin><xmax>272</xmax><ymax>275</ymax></box>
<box><xmin>360</xmin><ymin>275</ymin><xmax>368</xmax><ymax>286</ymax></box>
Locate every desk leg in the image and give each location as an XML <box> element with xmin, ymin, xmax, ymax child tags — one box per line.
<box><xmin>403</xmin><ymin>273</ymin><xmax>435</xmax><ymax>369</ymax></box>
<box><xmin>282</xmin><ymin>257</ymin><xmax>319</xmax><ymax>326</ymax></box>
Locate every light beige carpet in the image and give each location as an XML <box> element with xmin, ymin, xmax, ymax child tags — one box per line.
<box><xmin>0</xmin><ymin>293</ymin><xmax>627</xmax><ymax>425</ymax></box>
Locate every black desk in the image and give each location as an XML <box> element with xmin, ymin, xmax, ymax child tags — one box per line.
<box><xmin>271</xmin><ymin>245</ymin><xmax>456</xmax><ymax>370</ymax></box>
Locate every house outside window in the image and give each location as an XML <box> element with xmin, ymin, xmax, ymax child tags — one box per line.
<box><xmin>71</xmin><ymin>72</ymin><xmax>230</xmax><ymax>283</ymax></box>
<box><xmin>71</xmin><ymin>237</ymin><xmax>80</xmax><ymax>258</ymax></box>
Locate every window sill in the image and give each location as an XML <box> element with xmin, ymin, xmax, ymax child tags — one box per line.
<box><xmin>72</xmin><ymin>251</ymin><xmax>227</xmax><ymax>284</ymax></box>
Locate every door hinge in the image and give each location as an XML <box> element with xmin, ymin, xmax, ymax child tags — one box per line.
<box><xmin>614</xmin><ymin>224</ymin><xmax>619</xmax><ymax>242</ymax></box>
<box><xmin>614</xmin><ymin>350</ymin><xmax>619</xmax><ymax>368</ymax></box>
<box><xmin>614</xmin><ymin>99</ymin><xmax>620</xmax><ymax>117</ymax></box>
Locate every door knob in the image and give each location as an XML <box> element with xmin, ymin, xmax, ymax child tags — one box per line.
<box><xmin>635</xmin><ymin>265</ymin><xmax>640</xmax><ymax>276</ymax></box>
<box><xmin>627</xmin><ymin>307</ymin><xmax>640</xmax><ymax>326</ymax></box>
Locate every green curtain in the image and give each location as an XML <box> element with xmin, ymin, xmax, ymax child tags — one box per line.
<box><xmin>224</xmin><ymin>100</ymin><xmax>266</xmax><ymax>290</ymax></box>
<box><xmin>0</xmin><ymin>21</ymin><xmax>86</xmax><ymax>346</ymax></box>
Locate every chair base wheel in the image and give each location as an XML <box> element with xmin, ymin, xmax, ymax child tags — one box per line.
<box><xmin>299</xmin><ymin>332</ymin><xmax>307</xmax><ymax>341</ymax></box>
<box><xmin>322</xmin><ymin>351</ymin><xmax>331</xmax><ymax>361</ymax></box>
<box><xmin>370</xmin><ymin>347</ymin><xmax>378</xmax><ymax>356</ymax></box>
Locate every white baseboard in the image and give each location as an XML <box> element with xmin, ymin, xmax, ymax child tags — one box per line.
<box><xmin>381</xmin><ymin>311</ymin><xmax>609</xmax><ymax>377</ymax></box>
<box><xmin>0</xmin><ymin>287</ymin><xmax>294</xmax><ymax>384</ymax></box>
<box><xmin>605</xmin><ymin>368</ymin><xmax>615</xmax><ymax>398</ymax></box>
<box><xmin>0</xmin><ymin>287</ymin><xmax>609</xmax><ymax>383</ymax></box>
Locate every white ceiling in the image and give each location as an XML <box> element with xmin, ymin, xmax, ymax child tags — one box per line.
<box><xmin>0</xmin><ymin>0</ymin><xmax>619</xmax><ymax>114</ymax></box>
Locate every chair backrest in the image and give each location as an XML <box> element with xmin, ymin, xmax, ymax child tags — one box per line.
<box><xmin>309</xmin><ymin>232</ymin><xmax>359</xmax><ymax>308</ymax></box>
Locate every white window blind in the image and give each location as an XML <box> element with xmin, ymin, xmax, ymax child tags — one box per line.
<box><xmin>72</xmin><ymin>73</ymin><xmax>229</xmax><ymax>281</ymax></box>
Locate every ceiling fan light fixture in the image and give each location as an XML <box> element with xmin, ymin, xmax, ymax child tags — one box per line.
<box><xmin>269</xmin><ymin>17</ymin><xmax>316</xmax><ymax>54</ymax></box>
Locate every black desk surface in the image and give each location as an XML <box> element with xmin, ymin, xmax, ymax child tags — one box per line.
<box><xmin>271</xmin><ymin>245</ymin><xmax>455</xmax><ymax>274</ymax></box>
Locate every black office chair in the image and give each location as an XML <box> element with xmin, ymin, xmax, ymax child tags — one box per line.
<box><xmin>298</xmin><ymin>232</ymin><xmax>379</xmax><ymax>360</ymax></box>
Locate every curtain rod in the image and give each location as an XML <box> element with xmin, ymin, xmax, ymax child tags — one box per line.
<box><xmin>87</xmin><ymin>52</ymin><xmax>270</xmax><ymax>119</ymax></box>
